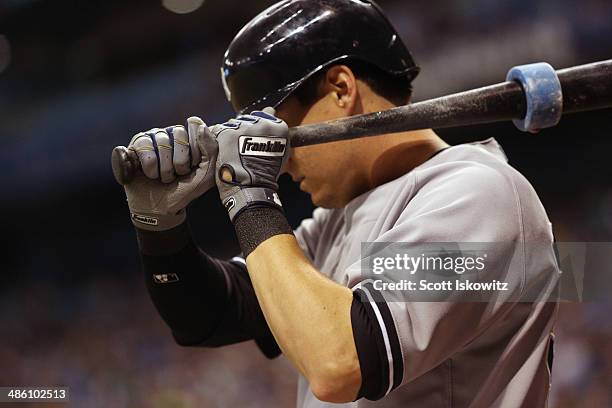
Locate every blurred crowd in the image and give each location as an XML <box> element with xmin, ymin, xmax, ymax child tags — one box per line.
<box><xmin>0</xmin><ymin>278</ymin><xmax>298</xmax><ymax>408</ymax></box>
<box><xmin>552</xmin><ymin>304</ymin><xmax>612</xmax><ymax>407</ymax></box>
<box><xmin>1</xmin><ymin>275</ymin><xmax>610</xmax><ymax>407</ymax></box>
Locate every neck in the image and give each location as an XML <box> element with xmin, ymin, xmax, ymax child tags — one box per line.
<box><xmin>366</xmin><ymin>129</ymin><xmax>449</xmax><ymax>188</ymax></box>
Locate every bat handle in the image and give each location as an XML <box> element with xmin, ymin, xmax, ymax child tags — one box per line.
<box><xmin>111</xmin><ymin>146</ymin><xmax>140</xmax><ymax>185</ymax></box>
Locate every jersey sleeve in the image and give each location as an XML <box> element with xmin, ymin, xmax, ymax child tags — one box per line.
<box><xmin>348</xmin><ymin>165</ymin><xmax>554</xmax><ymax>400</ymax></box>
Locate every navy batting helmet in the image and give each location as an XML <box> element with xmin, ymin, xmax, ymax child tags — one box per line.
<box><xmin>221</xmin><ymin>0</ymin><xmax>420</xmax><ymax>114</ymax></box>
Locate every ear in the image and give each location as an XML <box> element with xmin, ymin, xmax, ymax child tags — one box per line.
<box><xmin>323</xmin><ymin>65</ymin><xmax>360</xmax><ymax>115</ymax></box>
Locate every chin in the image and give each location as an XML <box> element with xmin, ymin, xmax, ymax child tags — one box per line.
<box><xmin>310</xmin><ymin>190</ymin><xmax>344</xmax><ymax>209</ymax></box>
<box><xmin>309</xmin><ymin>191</ymin><xmax>326</xmax><ymax>208</ymax></box>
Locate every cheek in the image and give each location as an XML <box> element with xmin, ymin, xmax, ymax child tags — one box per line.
<box><xmin>297</xmin><ymin>144</ymin><xmax>358</xmax><ymax>189</ymax></box>
<box><xmin>294</xmin><ymin>146</ymin><xmax>331</xmax><ymax>178</ymax></box>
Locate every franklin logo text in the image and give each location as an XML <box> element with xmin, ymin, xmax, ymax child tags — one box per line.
<box><xmin>239</xmin><ymin>136</ymin><xmax>286</xmax><ymax>157</ymax></box>
<box><xmin>132</xmin><ymin>213</ymin><xmax>159</xmax><ymax>226</ymax></box>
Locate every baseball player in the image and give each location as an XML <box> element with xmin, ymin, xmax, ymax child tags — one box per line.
<box><xmin>118</xmin><ymin>1</ymin><xmax>560</xmax><ymax>406</ymax></box>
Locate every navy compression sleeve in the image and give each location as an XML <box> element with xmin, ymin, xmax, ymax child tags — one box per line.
<box><xmin>136</xmin><ymin>222</ymin><xmax>281</xmax><ymax>358</ymax></box>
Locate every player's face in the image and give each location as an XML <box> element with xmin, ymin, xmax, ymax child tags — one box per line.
<box><xmin>276</xmin><ymin>96</ymin><xmax>369</xmax><ymax>209</ymax></box>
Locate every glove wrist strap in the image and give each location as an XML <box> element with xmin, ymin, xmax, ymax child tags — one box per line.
<box><xmin>223</xmin><ymin>187</ymin><xmax>283</xmax><ymax>222</ymax></box>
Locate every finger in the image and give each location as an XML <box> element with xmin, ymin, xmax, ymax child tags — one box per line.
<box><xmin>187</xmin><ymin>116</ymin><xmax>203</xmax><ymax>167</ymax></box>
<box><xmin>251</xmin><ymin>109</ymin><xmax>281</xmax><ymax>122</ymax></box>
<box><xmin>249</xmin><ymin>110</ymin><xmax>287</xmax><ymax>135</ymax></box>
<box><xmin>213</xmin><ymin>119</ymin><xmax>241</xmax><ymax>138</ymax></box>
<box><xmin>236</xmin><ymin>114</ymin><xmax>258</xmax><ymax>123</ymax></box>
<box><xmin>152</xmin><ymin>129</ymin><xmax>175</xmax><ymax>183</ymax></box>
<box><xmin>131</xmin><ymin>132</ymin><xmax>158</xmax><ymax>180</ymax></box>
<box><xmin>169</xmin><ymin>126</ymin><xmax>191</xmax><ymax>176</ymax></box>
<box><xmin>262</xmin><ymin>106</ymin><xmax>276</xmax><ymax>116</ymax></box>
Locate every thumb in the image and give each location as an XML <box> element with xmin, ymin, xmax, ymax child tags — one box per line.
<box><xmin>194</xmin><ymin>123</ymin><xmax>218</xmax><ymax>164</ymax></box>
<box><xmin>186</xmin><ymin>116</ymin><xmax>205</xmax><ymax>166</ymax></box>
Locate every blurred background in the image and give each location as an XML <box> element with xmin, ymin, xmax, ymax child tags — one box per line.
<box><xmin>0</xmin><ymin>0</ymin><xmax>611</xmax><ymax>406</ymax></box>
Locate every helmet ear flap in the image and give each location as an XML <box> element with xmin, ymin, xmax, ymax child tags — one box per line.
<box><xmin>222</xmin><ymin>0</ymin><xmax>419</xmax><ymax>114</ymax></box>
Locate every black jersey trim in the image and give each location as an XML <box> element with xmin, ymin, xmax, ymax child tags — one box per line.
<box><xmin>351</xmin><ymin>281</ymin><xmax>404</xmax><ymax>401</ymax></box>
<box><xmin>352</xmin><ymin>288</ymin><xmax>389</xmax><ymax>400</ymax></box>
<box><xmin>362</xmin><ymin>281</ymin><xmax>404</xmax><ymax>393</ymax></box>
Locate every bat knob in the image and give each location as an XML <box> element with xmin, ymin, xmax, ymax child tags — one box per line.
<box><xmin>111</xmin><ymin>146</ymin><xmax>139</xmax><ymax>185</ymax></box>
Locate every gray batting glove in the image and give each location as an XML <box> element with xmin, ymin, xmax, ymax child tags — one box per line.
<box><xmin>121</xmin><ymin>117</ymin><xmax>218</xmax><ymax>231</ymax></box>
<box><xmin>213</xmin><ymin>108</ymin><xmax>289</xmax><ymax>222</ymax></box>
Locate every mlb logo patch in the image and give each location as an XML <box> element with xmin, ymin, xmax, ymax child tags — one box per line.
<box><xmin>153</xmin><ymin>273</ymin><xmax>179</xmax><ymax>284</ymax></box>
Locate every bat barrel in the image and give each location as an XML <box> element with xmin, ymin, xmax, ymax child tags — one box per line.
<box><xmin>289</xmin><ymin>81</ymin><xmax>526</xmax><ymax>147</ymax></box>
<box><xmin>289</xmin><ymin>59</ymin><xmax>612</xmax><ymax>147</ymax></box>
<box><xmin>558</xmin><ymin>60</ymin><xmax>612</xmax><ymax>114</ymax></box>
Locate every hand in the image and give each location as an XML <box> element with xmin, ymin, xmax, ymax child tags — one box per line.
<box><xmin>212</xmin><ymin>108</ymin><xmax>289</xmax><ymax>222</ymax></box>
<box><xmin>117</xmin><ymin>117</ymin><xmax>218</xmax><ymax>231</ymax></box>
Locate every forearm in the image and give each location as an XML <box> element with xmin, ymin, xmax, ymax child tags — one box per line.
<box><xmin>137</xmin><ymin>223</ymin><xmax>280</xmax><ymax>355</ymax></box>
<box><xmin>138</xmin><ymin>223</ymin><xmax>230</xmax><ymax>344</ymax></box>
<box><xmin>238</xmin><ymin>214</ymin><xmax>360</xmax><ymax>401</ymax></box>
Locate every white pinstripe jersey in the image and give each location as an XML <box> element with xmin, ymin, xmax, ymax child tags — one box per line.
<box><xmin>293</xmin><ymin>138</ymin><xmax>559</xmax><ymax>408</ymax></box>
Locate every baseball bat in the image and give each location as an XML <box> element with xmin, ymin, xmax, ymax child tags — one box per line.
<box><xmin>112</xmin><ymin>59</ymin><xmax>612</xmax><ymax>185</ymax></box>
